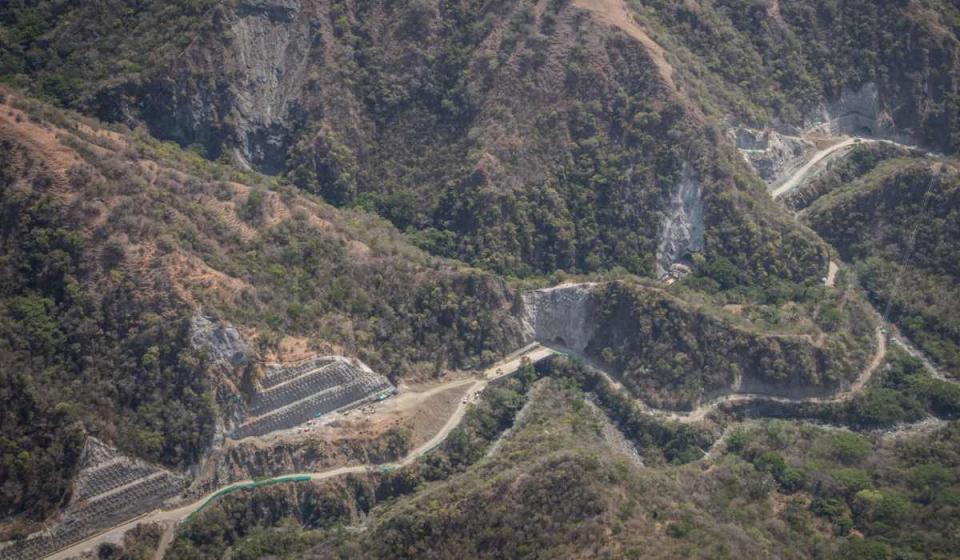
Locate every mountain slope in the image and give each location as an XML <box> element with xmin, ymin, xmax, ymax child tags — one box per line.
<box><xmin>1</xmin><ymin>0</ymin><xmax>829</xmax><ymax>281</ymax></box>
<box><xmin>0</xmin><ymin>92</ymin><xmax>522</xmax><ymax>534</ymax></box>
<box><xmin>166</xmin><ymin>376</ymin><xmax>960</xmax><ymax>560</ymax></box>
<box><xmin>800</xmin><ymin>150</ymin><xmax>960</xmax><ymax>378</ymax></box>
<box><xmin>628</xmin><ymin>0</ymin><xmax>960</xmax><ymax>150</ymax></box>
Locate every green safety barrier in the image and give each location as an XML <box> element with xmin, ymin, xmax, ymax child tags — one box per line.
<box><xmin>191</xmin><ymin>475</ymin><xmax>312</xmax><ymax>517</ymax></box>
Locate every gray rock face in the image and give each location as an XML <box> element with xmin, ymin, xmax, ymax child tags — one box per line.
<box><xmin>227</xmin><ymin>0</ymin><xmax>313</xmax><ymax>170</ymax></box>
<box><xmin>103</xmin><ymin>0</ymin><xmax>316</xmax><ymax>174</ymax></box>
<box><xmin>655</xmin><ymin>164</ymin><xmax>704</xmax><ymax>277</ymax></box>
<box><xmin>521</xmin><ymin>283</ymin><xmax>599</xmax><ymax>352</ymax></box>
<box><xmin>732</xmin><ymin>127</ymin><xmax>813</xmax><ymax>186</ymax></box>
<box><xmin>807</xmin><ymin>82</ymin><xmax>906</xmax><ymax>143</ymax></box>
<box><xmin>190</xmin><ymin>312</ymin><xmax>250</xmax><ymax>368</ymax></box>
<box><xmin>826</xmin><ymin>82</ymin><xmax>883</xmax><ymax>135</ymax></box>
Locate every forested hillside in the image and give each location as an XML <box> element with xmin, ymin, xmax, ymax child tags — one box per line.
<box><xmin>0</xmin><ymin>0</ymin><xmax>829</xmax><ymax>281</ymax></box>
<box><xmin>802</xmin><ymin>154</ymin><xmax>960</xmax><ymax>379</ymax></box>
<box><xmin>630</xmin><ymin>0</ymin><xmax>960</xmax><ymax>150</ymax></box>
<box><xmin>165</xmin><ymin>371</ymin><xmax>960</xmax><ymax>560</ymax></box>
<box><xmin>0</xmin><ymin>93</ymin><xmax>522</xmax><ymax>534</ymax></box>
<box><xmin>2</xmin><ymin>1</ymin><xmax>960</xmax><ymax>559</ymax></box>
<box><xmin>586</xmin><ymin>280</ymin><xmax>876</xmax><ymax>409</ymax></box>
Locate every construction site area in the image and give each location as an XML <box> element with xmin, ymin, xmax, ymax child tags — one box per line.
<box><xmin>2</xmin><ymin>343</ymin><xmax>554</xmax><ymax>560</ymax></box>
<box><xmin>230</xmin><ymin>356</ymin><xmax>395</xmax><ymax>440</ymax></box>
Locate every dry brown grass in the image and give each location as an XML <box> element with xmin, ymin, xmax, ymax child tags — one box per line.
<box><xmin>121</xmin><ymin>241</ymin><xmax>252</xmax><ymax>306</ymax></box>
<box><xmin>0</xmin><ymin>103</ymin><xmax>81</xmax><ymax>191</ymax></box>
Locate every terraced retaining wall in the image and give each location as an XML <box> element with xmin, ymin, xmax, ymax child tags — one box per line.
<box><xmin>230</xmin><ymin>356</ymin><xmax>394</xmax><ymax>440</ymax></box>
<box><xmin>0</xmin><ymin>439</ymin><xmax>186</xmax><ymax>560</ymax></box>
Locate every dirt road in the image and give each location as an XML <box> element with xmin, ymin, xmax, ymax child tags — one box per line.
<box><xmin>771</xmin><ymin>132</ymin><xmax>934</xmax><ymax>200</ymax></box>
<box><xmin>771</xmin><ymin>137</ymin><xmax>862</xmax><ymax>198</ymax></box>
<box><xmin>825</xmin><ymin>261</ymin><xmax>839</xmax><ymax>287</ymax></box>
<box><xmin>546</xmin><ymin>326</ymin><xmax>886</xmax><ymax>424</ymax></box>
<box><xmin>889</xmin><ymin>329</ymin><xmax>952</xmax><ymax>381</ymax></box>
<box><xmin>661</xmin><ymin>326</ymin><xmax>886</xmax><ymax>423</ymax></box>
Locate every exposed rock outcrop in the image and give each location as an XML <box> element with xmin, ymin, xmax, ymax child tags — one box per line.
<box><xmin>655</xmin><ymin>164</ymin><xmax>704</xmax><ymax>277</ymax></box>
<box><xmin>190</xmin><ymin>312</ymin><xmax>250</xmax><ymax>368</ymax></box>
<box><xmin>224</xmin><ymin>0</ymin><xmax>314</xmax><ymax>170</ymax></box>
<box><xmin>521</xmin><ymin>283</ymin><xmax>599</xmax><ymax>352</ymax></box>
<box><xmin>98</xmin><ymin>0</ymin><xmax>316</xmax><ymax>173</ymax></box>
<box><xmin>808</xmin><ymin>82</ymin><xmax>909</xmax><ymax>144</ymax></box>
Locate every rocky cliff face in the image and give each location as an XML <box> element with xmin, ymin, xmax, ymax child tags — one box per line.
<box><xmin>806</xmin><ymin>82</ymin><xmax>912</xmax><ymax>145</ymax></box>
<box><xmin>225</xmin><ymin>0</ymin><xmax>315</xmax><ymax>170</ymax></box>
<box><xmin>655</xmin><ymin>164</ymin><xmax>704</xmax><ymax>277</ymax></box>
<box><xmin>97</xmin><ymin>0</ymin><xmax>317</xmax><ymax>173</ymax></box>
<box><xmin>190</xmin><ymin>312</ymin><xmax>251</xmax><ymax>369</ymax></box>
<box><xmin>521</xmin><ymin>283</ymin><xmax>599</xmax><ymax>352</ymax></box>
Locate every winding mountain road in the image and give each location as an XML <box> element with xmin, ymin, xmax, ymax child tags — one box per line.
<box><xmin>37</xmin><ymin>130</ymin><xmax>948</xmax><ymax>560</ymax></box>
<box><xmin>547</xmin><ymin>325</ymin><xmax>887</xmax><ymax>424</ymax></box>
<box><xmin>663</xmin><ymin>326</ymin><xmax>886</xmax><ymax>423</ymax></box>
<box><xmin>770</xmin><ymin>134</ymin><xmax>934</xmax><ymax>200</ymax></box>
<box><xmin>40</xmin><ymin>315</ymin><xmax>927</xmax><ymax>559</ymax></box>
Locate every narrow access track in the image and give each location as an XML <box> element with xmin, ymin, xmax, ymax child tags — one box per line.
<box><xmin>825</xmin><ymin>261</ymin><xmax>839</xmax><ymax>287</ymax></box>
<box><xmin>43</xmin><ymin>345</ymin><xmax>556</xmax><ymax>560</ymax></box>
<box><xmin>771</xmin><ymin>133</ymin><xmax>934</xmax><ymax>200</ymax></box>
<box><xmin>548</xmin><ymin>326</ymin><xmax>887</xmax><ymax>424</ymax></box>
<box><xmin>771</xmin><ymin>136</ymin><xmax>862</xmax><ymax>198</ymax></box>
<box><xmin>662</xmin><ymin>326</ymin><xmax>886</xmax><ymax>423</ymax></box>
